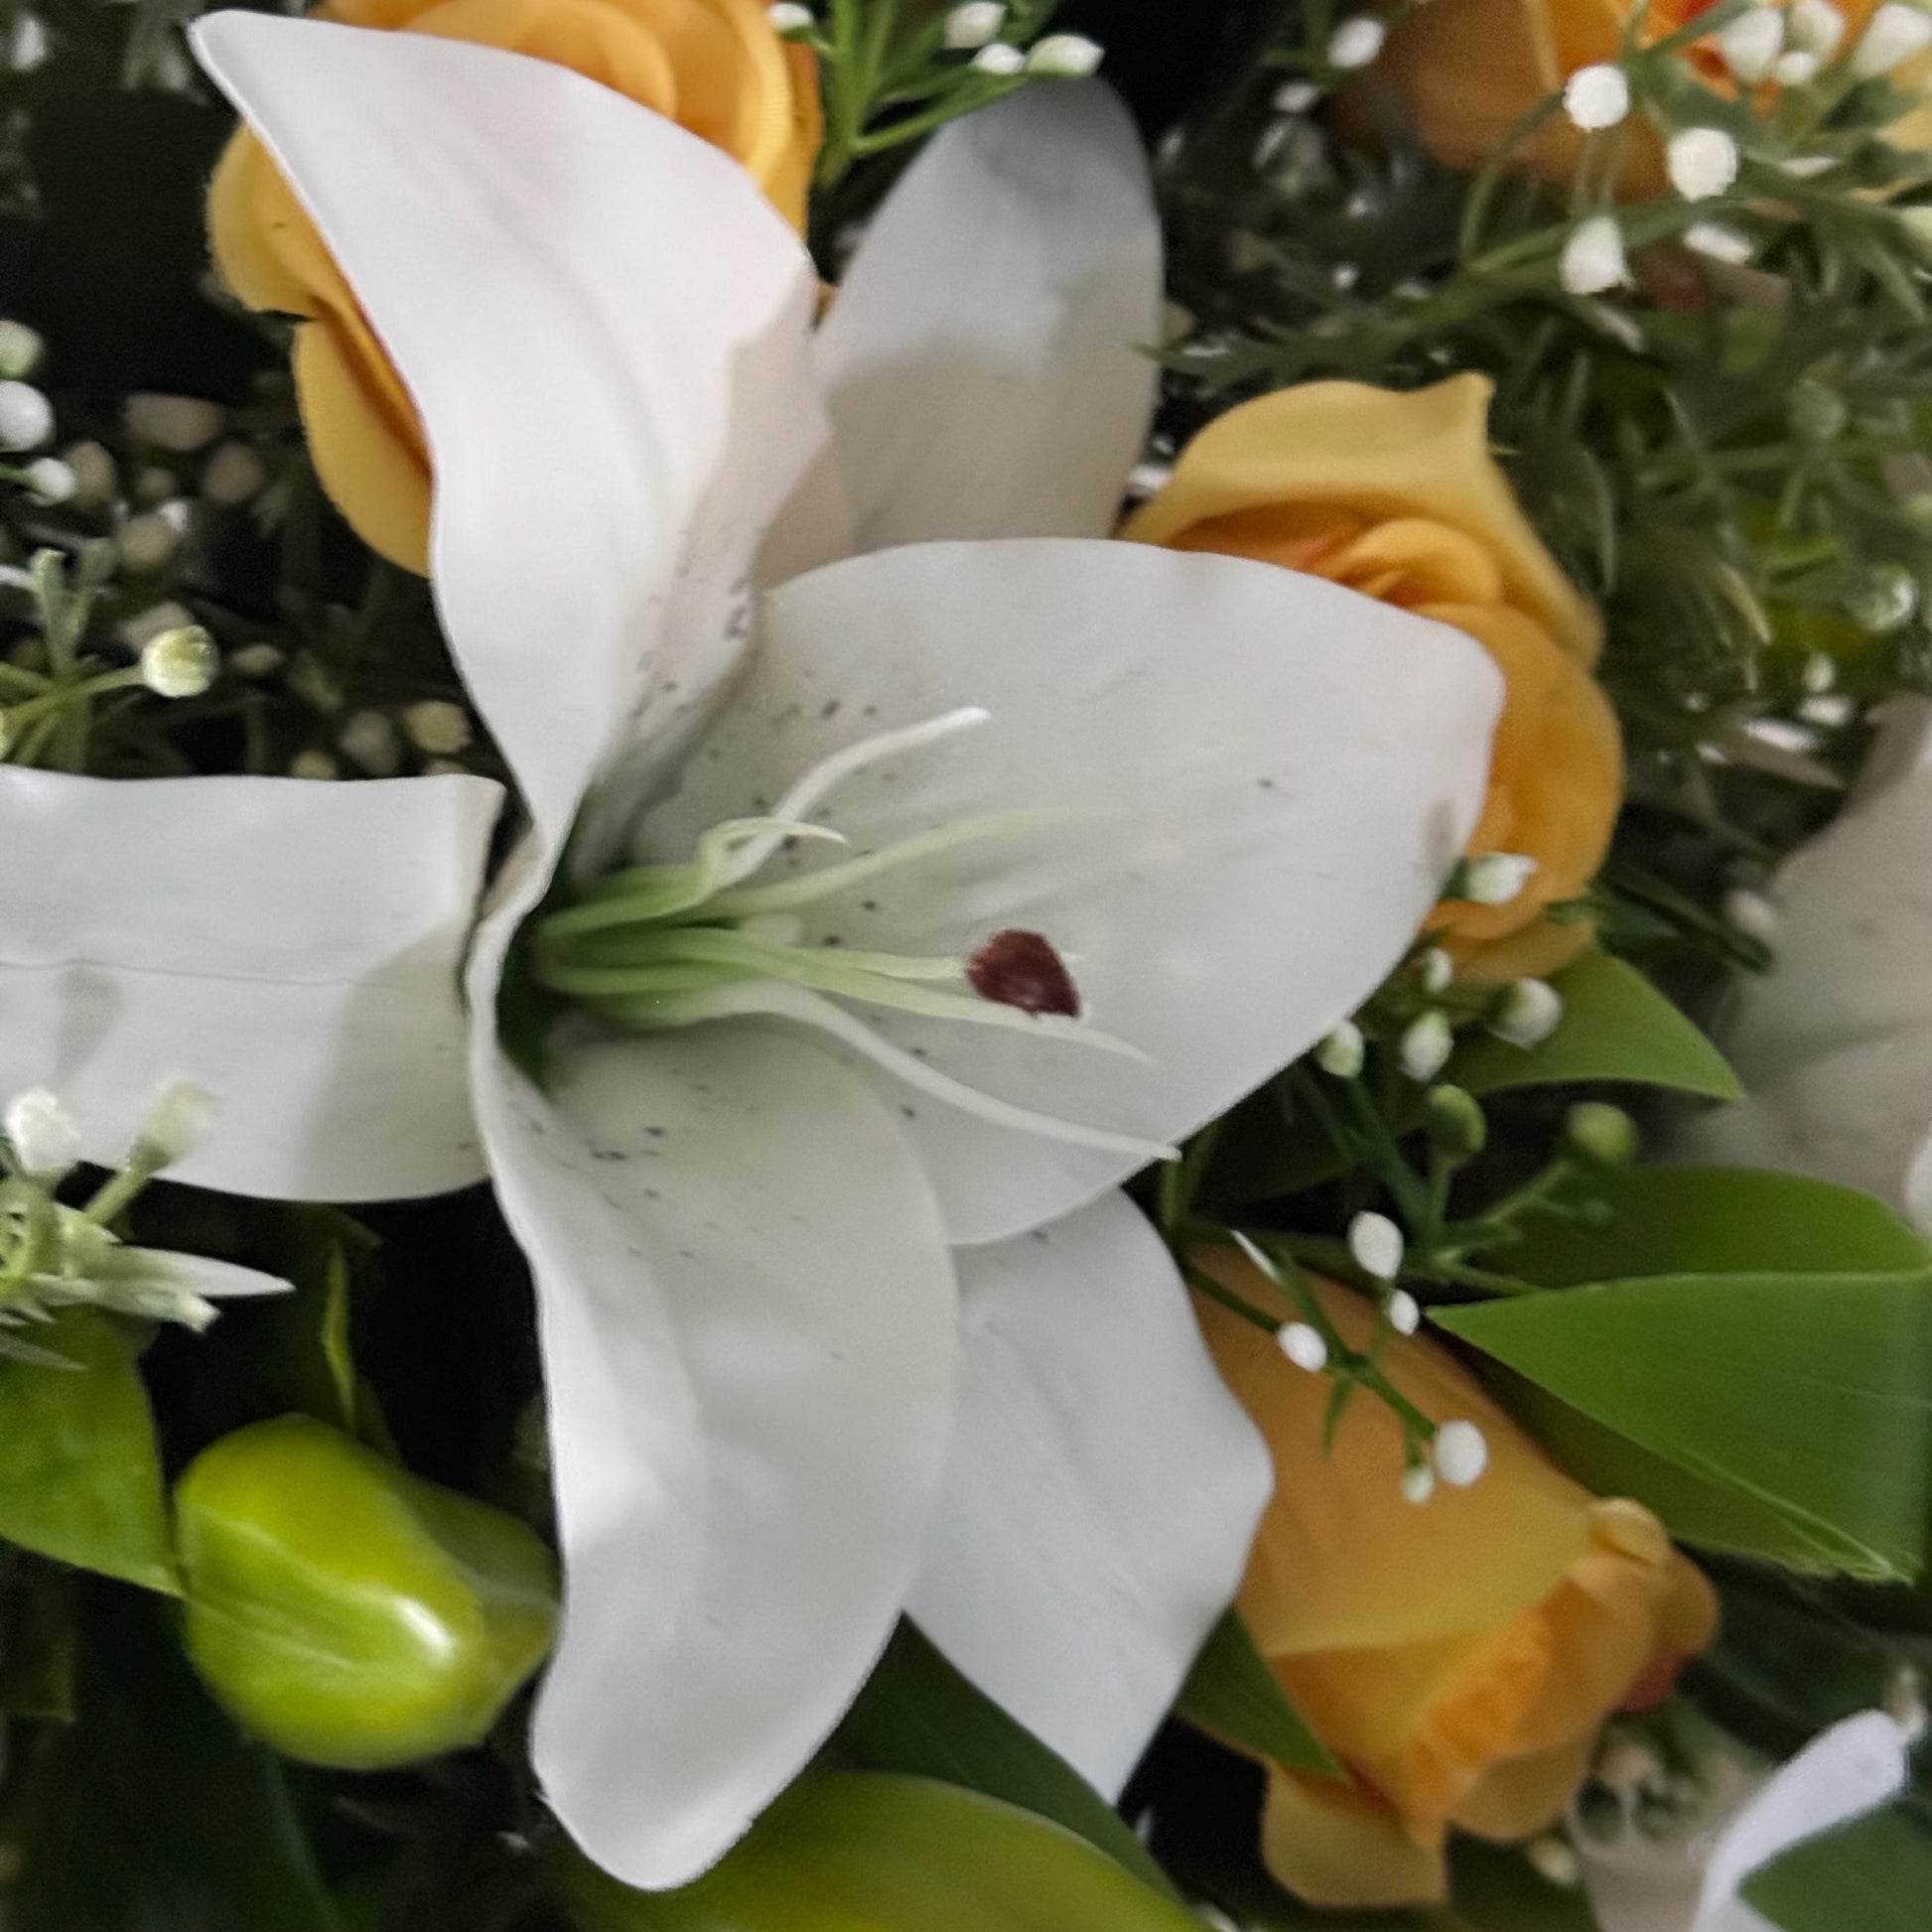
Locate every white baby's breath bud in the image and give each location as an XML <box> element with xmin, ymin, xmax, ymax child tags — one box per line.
<box><xmin>1526</xmin><ymin>1837</ymin><xmax>1582</xmax><ymax>1888</ymax></box>
<box><xmin>134</xmin><ymin>1077</ymin><xmax>217</xmax><ymax>1167</ymax></box>
<box><xmin>290</xmin><ymin>749</ymin><xmax>340</xmax><ymax>781</ymax></box>
<box><xmin>1723</xmin><ymin>885</ymin><xmax>1779</xmax><ymax>942</ymax></box>
<box><xmin>1348</xmin><ymin>1209</ymin><xmax>1405</xmax><ymax>1282</ymax></box>
<box><xmin>229</xmin><ymin>641</ymin><xmax>284</xmax><ymax>680</ymax></box>
<box><xmin>0</xmin><ymin>319</ymin><xmax>44</xmax><ymax>381</ymax></box>
<box><xmin>339</xmin><ymin>708</ymin><xmax>403</xmax><ymax>777</ymax></box>
<box><xmin>764</xmin><ymin>1</ymin><xmax>812</xmax><ymax>32</ymax></box>
<box><xmin>1274</xmin><ymin>78</ymin><xmax>1321</xmax><ymax>113</ymax></box>
<box><xmin>1313</xmin><ymin>1019</ymin><xmax>1365</xmax><ymax>1078</ymax></box>
<box><xmin>1388</xmin><ymin>1288</ymin><xmax>1421</xmax><ymax>1335</ymax></box>
<box><xmin>1277</xmin><ymin>1321</ymin><xmax>1329</xmax><ymax>1372</ymax></box>
<box><xmin>972</xmin><ymin>41</ymin><xmax>1026</xmax><ymax>74</ymax></box>
<box><xmin>1400</xmin><ymin>1462</ymin><xmax>1437</xmax><ymax>1505</ymax></box>
<box><xmin>1462</xmin><ymin>850</ymin><xmax>1539</xmax><ymax>904</ymax></box>
<box><xmin>140</xmin><ymin>624</ymin><xmax>219</xmax><ymax>699</ymax></box>
<box><xmin>5</xmin><ymin>1087</ymin><xmax>81</xmax><ymax>1177</ymax></box>
<box><xmin>944</xmin><ymin>2</ymin><xmax>1006</xmax><ymax>50</ymax></box>
<box><xmin>1560</xmin><ymin>214</ymin><xmax>1627</xmax><ymax>295</ymax></box>
<box><xmin>0</xmin><ymin>380</ymin><xmax>54</xmax><ymax>452</ymax></box>
<box><xmin>21</xmin><ymin>457</ymin><xmax>73</xmax><ymax>505</ymax></box>
<box><xmin>1684</xmin><ymin>218</ymin><xmax>1756</xmax><ymax>263</ymax></box>
<box><xmin>1787</xmin><ymin>0</ymin><xmax>1847</xmax><ymax>57</ymax></box>
<box><xmin>1802</xmin><ymin>650</ymin><xmax>1837</xmax><ymax>694</ymax></box>
<box><xmin>1717</xmin><ymin>5</ymin><xmax>1785</xmax><ymax>81</ymax></box>
<box><xmin>133</xmin><ymin>465</ymin><xmax>179</xmax><ymax>505</ymax></box>
<box><xmin>118</xmin><ymin>502</ymin><xmax>193</xmax><ymax>574</ymax></box>
<box><xmin>1852</xmin><ymin>0</ymin><xmax>1932</xmax><ymax>74</ymax></box>
<box><xmin>200</xmin><ymin>440</ymin><xmax>268</xmax><ymax>506</ymax></box>
<box><xmin>124</xmin><ymin>393</ymin><xmax>223</xmax><ymax>453</ymax></box>
<box><xmin>1026</xmin><ymin>33</ymin><xmax>1103</xmax><ymax>75</ymax></box>
<box><xmin>1434</xmin><ymin>1419</ymin><xmax>1489</xmax><ymax>1487</ymax></box>
<box><xmin>1399</xmin><ymin>1010</ymin><xmax>1453</xmax><ymax>1082</ymax></box>
<box><xmin>1417</xmin><ymin>946</ymin><xmax>1453</xmax><ymax>994</ymax></box>
<box><xmin>1563</xmin><ymin>64</ymin><xmax>1630</xmax><ymax>130</ymax></box>
<box><xmin>6</xmin><ymin>11</ymin><xmax>48</xmax><ymax>72</ymax></box>
<box><xmin>62</xmin><ymin>440</ymin><xmax>117</xmax><ymax>507</ymax></box>
<box><xmin>1773</xmin><ymin>46</ymin><xmax>1821</xmax><ymax>81</ymax></box>
<box><xmin>1326</xmin><ymin>15</ymin><xmax>1386</xmax><ymax>68</ymax></box>
<box><xmin>1667</xmin><ymin>126</ymin><xmax>1739</xmax><ymax>200</ymax></box>
<box><xmin>1490</xmin><ymin>978</ymin><xmax>1565</xmax><ymax>1048</ymax></box>
<box><xmin>401</xmin><ymin>698</ymin><xmax>473</xmax><ymax>757</ymax></box>
<box><xmin>1848</xmin><ymin>561</ymin><xmax>1919</xmax><ymax>633</ymax></box>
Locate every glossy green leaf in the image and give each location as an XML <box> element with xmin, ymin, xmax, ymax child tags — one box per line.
<box><xmin>832</xmin><ymin>1620</ymin><xmax>1175</xmax><ymax>1897</ymax></box>
<box><xmin>0</xmin><ymin>1309</ymin><xmax>177</xmax><ymax>1592</ymax></box>
<box><xmin>1740</xmin><ymin>1804</ymin><xmax>1932</xmax><ymax>1932</ymax></box>
<box><xmin>1450</xmin><ymin>952</ymin><xmax>1742</xmax><ymax>1100</ymax></box>
<box><xmin>556</xmin><ymin>1773</ymin><xmax>1201</xmax><ymax>1932</ymax></box>
<box><xmin>1175</xmin><ymin>1611</ymin><xmax>1338</xmax><ymax>1778</ymax></box>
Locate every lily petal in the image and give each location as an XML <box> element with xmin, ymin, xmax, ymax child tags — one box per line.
<box><xmin>0</xmin><ymin>767</ymin><xmax>499</xmax><ymax>1201</ymax></box>
<box><xmin>485</xmin><ymin>1025</ymin><xmax>955</xmax><ymax>1889</ymax></box>
<box><xmin>642</xmin><ymin>539</ymin><xmax>1501</xmax><ymax>1244</ymax></box>
<box><xmin>817</xmin><ymin>81</ymin><xmax>1162</xmax><ymax>551</ymax></box>
<box><xmin>907</xmin><ymin>1190</ymin><xmax>1272</xmax><ymax>1797</ymax></box>
<box><xmin>111</xmin><ymin>1250</ymin><xmax>294</xmax><ymax>1299</ymax></box>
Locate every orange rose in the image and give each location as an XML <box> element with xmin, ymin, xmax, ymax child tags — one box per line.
<box><xmin>1193</xmin><ymin>1251</ymin><xmax>1717</xmax><ymax>1911</ymax></box>
<box><xmin>1124</xmin><ymin>375</ymin><xmax>1620</xmax><ymax>981</ymax></box>
<box><xmin>207</xmin><ymin>0</ymin><xmax>821</xmax><ymax>572</ymax></box>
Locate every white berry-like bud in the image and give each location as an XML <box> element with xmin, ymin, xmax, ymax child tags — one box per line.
<box><xmin>1026</xmin><ymin>32</ymin><xmax>1103</xmax><ymax>75</ymax></box>
<box><xmin>201</xmin><ymin>440</ymin><xmax>268</xmax><ymax>506</ymax></box>
<box><xmin>0</xmin><ymin>380</ymin><xmax>53</xmax><ymax>452</ymax></box>
<box><xmin>339</xmin><ymin>708</ymin><xmax>402</xmax><ymax>777</ymax></box>
<box><xmin>1723</xmin><ymin>886</ymin><xmax>1779</xmax><ymax>942</ymax></box>
<box><xmin>1400</xmin><ymin>1463</ymin><xmax>1437</xmax><ymax>1505</ymax></box>
<box><xmin>1326</xmin><ymin>16</ymin><xmax>1386</xmax><ymax>68</ymax></box>
<box><xmin>1853</xmin><ymin>1</ymin><xmax>1932</xmax><ymax>73</ymax></box>
<box><xmin>140</xmin><ymin>625</ymin><xmax>219</xmax><ymax>699</ymax></box>
<box><xmin>1388</xmin><ymin>1288</ymin><xmax>1422</xmax><ymax>1335</ymax></box>
<box><xmin>1313</xmin><ymin>1019</ymin><xmax>1365</xmax><ymax>1078</ymax></box>
<box><xmin>1489</xmin><ymin>978</ymin><xmax>1565</xmax><ymax>1048</ymax></box>
<box><xmin>1684</xmin><ymin>219</ymin><xmax>1755</xmax><ymax>264</ymax></box>
<box><xmin>1399</xmin><ymin>1010</ymin><xmax>1454</xmax><ymax>1082</ymax></box>
<box><xmin>117</xmin><ymin>506</ymin><xmax>188</xmax><ymax>574</ymax></box>
<box><xmin>1668</xmin><ymin>126</ymin><xmax>1739</xmax><ymax>200</ymax></box>
<box><xmin>944</xmin><ymin>3</ymin><xmax>1006</xmax><ymax>50</ymax></box>
<box><xmin>972</xmin><ymin>41</ymin><xmax>1026</xmax><ymax>74</ymax></box>
<box><xmin>1277</xmin><ymin>1321</ymin><xmax>1329</xmax><ymax>1372</ymax></box>
<box><xmin>1417</xmin><ymin>946</ymin><xmax>1453</xmax><ymax>994</ymax></box>
<box><xmin>133</xmin><ymin>464</ymin><xmax>179</xmax><ymax>505</ymax></box>
<box><xmin>21</xmin><ymin>456</ymin><xmax>73</xmax><ymax>505</ymax></box>
<box><xmin>1434</xmin><ymin>1419</ymin><xmax>1489</xmax><ymax>1487</ymax></box>
<box><xmin>1560</xmin><ymin>214</ymin><xmax>1627</xmax><ymax>295</ymax></box>
<box><xmin>1274</xmin><ymin>78</ymin><xmax>1321</xmax><ymax>112</ymax></box>
<box><xmin>5</xmin><ymin>1087</ymin><xmax>80</xmax><ymax>1177</ymax></box>
<box><xmin>124</xmin><ymin>392</ymin><xmax>223</xmax><ymax>452</ymax></box>
<box><xmin>1787</xmin><ymin>0</ymin><xmax>1847</xmax><ymax>56</ymax></box>
<box><xmin>1526</xmin><ymin>1837</ymin><xmax>1582</xmax><ymax>1888</ymax></box>
<box><xmin>0</xmin><ymin>319</ymin><xmax>44</xmax><ymax>381</ymax></box>
<box><xmin>134</xmin><ymin>1076</ymin><xmax>217</xmax><ymax>1166</ymax></box>
<box><xmin>765</xmin><ymin>1</ymin><xmax>812</xmax><ymax>31</ymax></box>
<box><xmin>229</xmin><ymin>642</ymin><xmax>284</xmax><ymax>679</ymax></box>
<box><xmin>1348</xmin><ymin>1209</ymin><xmax>1405</xmax><ymax>1282</ymax></box>
<box><xmin>1563</xmin><ymin>64</ymin><xmax>1630</xmax><ymax>130</ymax></box>
<box><xmin>1462</xmin><ymin>850</ymin><xmax>1540</xmax><ymax>904</ymax></box>
<box><xmin>62</xmin><ymin>440</ymin><xmax>117</xmax><ymax>507</ymax></box>
<box><xmin>401</xmin><ymin>698</ymin><xmax>474</xmax><ymax>757</ymax></box>
<box><xmin>1717</xmin><ymin>6</ymin><xmax>1785</xmax><ymax>81</ymax></box>
<box><xmin>1773</xmin><ymin>46</ymin><xmax>1821</xmax><ymax>81</ymax></box>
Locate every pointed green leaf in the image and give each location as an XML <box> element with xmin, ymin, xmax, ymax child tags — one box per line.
<box><xmin>1175</xmin><ymin>1610</ymin><xmax>1339</xmax><ymax>1777</ymax></box>
<box><xmin>0</xmin><ymin>1310</ymin><xmax>177</xmax><ymax>1592</ymax></box>
<box><xmin>1741</xmin><ymin>1805</ymin><xmax>1932</xmax><ymax>1932</ymax></box>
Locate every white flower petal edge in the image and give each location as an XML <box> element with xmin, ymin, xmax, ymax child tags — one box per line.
<box><xmin>817</xmin><ymin>80</ymin><xmax>1163</xmax><ymax>551</ymax></box>
<box><xmin>641</xmin><ymin>540</ymin><xmax>1503</xmax><ymax>1244</ymax></box>
<box><xmin>0</xmin><ymin>765</ymin><xmax>499</xmax><ymax>1200</ymax></box>
<box><xmin>907</xmin><ymin>1190</ymin><xmax>1272</xmax><ymax>1796</ymax></box>
<box><xmin>1685</xmin><ymin>696</ymin><xmax>1932</xmax><ymax>1228</ymax></box>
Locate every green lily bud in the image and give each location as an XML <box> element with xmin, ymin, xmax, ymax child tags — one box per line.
<box><xmin>1423</xmin><ymin>1084</ymin><xmax>1487</xmax><ymax>1160</ymax></box>
<box><xmin>175</xmin><ymin>1415</ymin><xmax>558</xmax><ymax>1769</ymax></box>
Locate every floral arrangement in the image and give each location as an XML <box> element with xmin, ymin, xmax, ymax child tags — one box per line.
<box><xmin>0</xmin><ymin>0</ymin><xmax>1929</xmax><ymax>1927</ymax></box>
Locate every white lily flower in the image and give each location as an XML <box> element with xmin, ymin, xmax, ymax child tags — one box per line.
<box><xmin>0</xmin><ymin>11</ymin><xmax>1504</xmax><ymax>1889</ymax></box>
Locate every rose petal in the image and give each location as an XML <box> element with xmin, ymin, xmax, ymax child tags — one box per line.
<box><xmin>817</xmin><ymin>81</ymin><xmax>1162</xmax><ymax>551</ymax></box>
<box><xmin>0</xmin><ymin>766</ymin><xmax>499</xmax><ymax>1201</ymax></box>
<box><xmin>907</xmin><ymin>1191</ymin><xmax>1271</xmax><ymax>1797</ymax></box>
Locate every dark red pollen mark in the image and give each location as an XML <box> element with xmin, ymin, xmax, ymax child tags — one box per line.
<box><xmin>967</xmin><ymin>930</ymin><xmax>1082</xmax><ymax>1019</ymax></box>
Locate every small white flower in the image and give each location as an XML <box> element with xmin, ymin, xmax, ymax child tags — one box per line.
<box><xmin>1489</xmin><ymin>978</ymin><xmax>1565</xmax><ymax>1048</ymax></box>
<box><xmin>1773</xmin><ymin>46</ymin><xmax>1822</xmax><ymax>81</ymax></box>
<box><xmin>1026</xmin><ymin>33</ymin><xmax>1103</xmax><ymax>76</ymax></box>
<box><xmin>1325</xmin><ymin>16</ymin><xmax>1387</xmax><ymax>69</ymax></box>
<box><xmin>943</xmin><ymin>2</ymin><xmax>1006</xmax><ymax>49</ymax></box>
<box><xmin>401</xmin><ymin>698</ymin><xmax>474</xmax><ymax>757</ymax></box>
<box><xmin>0</xmin><ymin>380</ymin><xmax>53</xmax><ymax>452</ymax></box>
<box><xmin>1399</xmin><ymin>1010</ymin><xmax>1453</xmax><ymax>1082</ymax></box>
<box><xmin>1347</xmin><ymin>1209</ymin><xmax>1405</xmax><ymax>1282</ymax></box>
<box><xmin>971</xmin><ymin>41</ymin><xmax>1026</xmax><ymax>75</ymax></box>
<box><xmin>1723</xmin><ymin>886</ymin><xmax>1780</xmax><ymax>942</ymax></box>
<box><xmin>1851</xmin><ymin>0</ymin><xmax>1932</xmax><ymax>74</ymax></box>
<box><xmin>62</xmin><ymin>440</ymin><xmax>117</xmax><ymax>507</ymax></box>
<box><xmin>1526</xmin><ymin>1837</ymin><xmax>1581</xmax><ymax>1888</ymax></box>
<box><xmin>1717</xmin><ymin>5</ymin><xmax>1786</xmax><ymax>81</ymax></box>
<box><xmin>764</xmin><ymin>3</ymin><xmax>813</xmax><ymax>36</ymax></box>
<box><xmin>140</xmin><ymin>625</ymin><xmax>220</xmax><ymax>699</ymax></box>
<box><xmin>1417</xmin><ymin>946</ymin><xmax>1453</xmax><ymax>994</ymax></box>
<box><xmin>1560</xmin><ymin>213</ymin><xmax>1627</xmax><ymax>296</ymax></box>
<box><xmin>1388</xmin><ymin>1288</ymin><xmax>1421</xmax><ymax>1335</ymax></box>
<box><xmin>1685</xmin><ymin>218</ymin><xmax>1756</xmax><ymax>264</ymax></box>
<box><xmin>1433</xmin><ymin>1418</ymin><xmax>1489</xmax><ymax>1486</ymax></box>
<box><xmin>1787</xmin><ymin>0</ymin><xmax>1847</xmax><ymax>57</ymax></box>
<box><xmin>134</xmin><ymin>1076</ymin><xmax>218</xmax><ymax>1167</ymax></box>
<box><xmin>1462</xmin><ymin>850</ymin><xmax>1539</xmax><ymax>904</ymax></box>
<box><xmin>201</xmin><ymin>440</ymin><xmax>269</xmax><ymax>506</ymax></box>
<box><xmin>0</xmin><ymin>318</ymin><xmax>43</xmax><ymax>381</ymax></box>
<box><xmin>1400</xmin><ymin>1462</ymin><xmax>1437</xmax><ymax>1504</ymax></box>
<box><xmin>1563</xmin><ymin>63</ymin><xmax>1630</xmax><ymax>130</ymax></box>
<box><xmin>289</xmin><ymin>749</ymin><xmax>340</xmax><ymax>781</ymax></box>
<box><xmin>339</xmin><ymin>708</ymin><xmax>403</xmax><ymax>776</ymax></box>
<box><xmin>1668</xmin><ymin>126</ymin><xmax>1740</xmax><ymax>200</ymax></box>
<box><xmin>21</xmin><ymin>456</ymin><xmax>74</xmax><ymax>505</ymax></box>
<box><xmin>1313</xmin><ymin>1019</ymin><xmax>1365</xmax><ymax>1077</ymax></box>
<box><xmin>117</xmin><ymin>505</ymin><xmax>190</xmax><ymax>574</ymax></box>
<box><xmin>5</xmin><ymin>1087</ymin><xmax>81</xmax><ymax>1177</ymax></box>
<box><xmin>124</xmin><ymin>393</ymin><xmax>224</xmax><ymax>453</ymax></box>
<box><xmin>1277</xmin><ymin>1321</ymin><xmax>1328</xmax><ymax>1372</ymax></box>
<box><xmin>1274</xmin><ymin>79</ymin><xmax>1321</xmax><ymax>113</ymax></box>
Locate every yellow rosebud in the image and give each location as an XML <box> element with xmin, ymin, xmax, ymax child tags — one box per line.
<box><xmin>1192</xmin><ymin>1250</ymin><xmax>1717</xmax><ymax>1912</ymax></box>
<box><xmin>207</xmin><ymin>0</ymin><xmax>822</xmax><ymax>573</ymax></box>
<box><xmin>1123</xmin><ymin>375</ymin><xmax>1620</xmax><ymax>982</ymax></box>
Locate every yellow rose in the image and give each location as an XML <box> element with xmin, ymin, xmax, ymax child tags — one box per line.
<box><xmin>1193</xmin><ymin>1251</ymin><xmax>1717</xmax><ymax>1911</ymax></box>
<box><xmin>1123</xmin><ymin>375</ymin><xmax>1620</xmax><ymax>981</ymax></box>
<box><xmin>207</xmin><ymin>0</ymin><xmax>821</xmax><ymax>573</ymax></box>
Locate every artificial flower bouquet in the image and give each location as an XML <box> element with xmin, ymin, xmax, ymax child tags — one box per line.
<box><xmin>0</xmin><ymin>0</ymin><xmax>1929</xmax><ymax>1926</ymax></box>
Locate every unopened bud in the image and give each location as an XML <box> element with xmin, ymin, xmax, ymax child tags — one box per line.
<box><xmin>401</xmin><ymin>699</ymin><xmax>473</xmax><ymax>757</ymax></box>
<box><xmin>1433</xmin><ymin>1419</ymin><xmax>1489</xmax><ymax>1487</ymax></box>
<box><xmin>133</xmin><ymin>1077</ymin><xmax>217</xmax><ymax>1167</ymax></box>
<box><xmin>1417</xmin><ymin>946</ymin><xmax>1453</xmax><ymax>994</ymax></box>
<box><xmin>1424</xmin><ymin>1084</ymin><xmax>1488</xmax><ymax>1158</ymax></box>
<box><xmin>1717</xmin><ymin>6</ymin><xmax>1785</xmax><ymax>83</ymax></box>
<box><xmin>1566</xmin><ymin>1101</ymin><xmax>1639</xmax><ymax>1166</ymax></box>
<box><xmin>1560</xmin><ymin>214</ymin><xmax>1627</xmax><ymax>296</ymax></box>
<box><xmin>140</xmin><ymin>625</ymin><xmax>219</xmax><ymax>699</ymax></box>
<box><xmin>1388</xmin><ymin>1288</ymin><xmax>1422</xmax><ymax>1335</ymax></box>
<box><xmin>944</xmin><ymin>2</ymin><xmax>1006</xmax><ymax>49</ymax></box>
<box><xmin>1326</xmin><ymin>16</ymin><xmax>1386</xmax><ymax>69</ymax></box>
<box><xmin>1845</xmin><ymin>562</ymin><xmax>1917</xmax><ymax>634</ymax></box>
<box><xmin>1313</xmin><ymin>1019</ymin><xmax>1365</xmax><ymax>1078</ymax></box>
<box><xmin>339</xmin><ymin>709</ymin><xmax>402</xmax><ymax>777</ymax></box>
<box><xmin>972</xmin><ymin>41</ymin><xmax>1026</xmax><ymax>74</ymax></box>
<box><xmin>5</xmin><ymin>1087</ymin><xmax>81</xmax><ymax>1177</ymax></box>
<box><xmin>1348</xmin><ymin>1209</ymin><xmax>1405</xmax><ymax>1282</ymax></box>
<box><xmin>1787</xmin><ymin>378</ymin><xmax>1849</xmax><ymax>444</ymax></box>
<box><xmin>117</xmin><ymin>503</ymin><xmax>192</xmax><ymax>574</ymax></box>
<box><xmin>0</xmin><ymin>380</ymin><xmax>53</xmax><ymax>452</ymax></box>
<box><xmin>1400</xmin><ymin>1462</ymin><xmax>1437</xmax><ymax>1504</ymax></box>
<box><xmin>62</xmin><ymin>440</ymin><xmax>117</xmax><ymax>508</ymax></box>
<box><xmin>1489</xmin><ymin>978</ymin><xmax>1565</xmax><ymax>1048</ymax></box>
<box><xmin>1399</xmin><ymin>1010</ymin><xmax>1453</xmax><ymax>1082</ymax></box>
<box><xmin>201</xmin><ymin>440</ymin><xmax>269</xmax><ymax>506</ymax></box>
<box><xmin>0</xmin><ymin>319</ymin><xmax>44</xmax><ymax>381</ymax></box>
<box><xmin>1026</xmin><ymin>32</ymin><xmax>1103</xmax><ymax>75</ymax></box>
<box><xmin>1458</xmin><ymin>851</ymin><xmax>1539</xmax><ymax>904</ymax></box>
<box><xmin>125</xmin><ymin>393</ymin><xmax>224</xmax><ymax>453</ymax></box>
<box><xmin>1851</xmin><ymin>1</ymin><xmax>1932</xmax><ymax>75</ymax></box>
<box><xmin>290</xmin><ymin>750</ymin><xmax>340</xmax><ymax>781</ymax></box>
<box><xmin>1276</xmin><ymin>1321</ymin><xmax>1328</xmax><ymax>1372</ymax></box>
<box><xmin>765</xmin><ymin>1</ymin><xmax>813</xmax><ymax>34</ymax></box>
<box><xmin>20</xmin><ymin>456</ymin><xmax>73</xmax><ymax>505</ymax></box>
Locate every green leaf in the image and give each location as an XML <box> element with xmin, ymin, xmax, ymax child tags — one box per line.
<box><xmin>0</xmin><ymin>1309</ymin><xmax>177</xmax><ymax>1592</ymax></box>
<box><xmin>831</xmin><ymin>1620</ymin><xmax>1177</xmax><ymax>1898</ymax></box>
<box><xmin>556</xmin><ymin>1773</ymin><xmax>1201</xmax><ymax>1932</ymax></box>
<box><xmin>1740</xmin><ymin>1804</ymin><xmax>1932</xmax><ymax>1932</ymax></box>
<box><xmin>1175</xmin><ymin>1610</ymin><xmax>1339</xmax><ymax>1777</ymax></box>
<box><xmin>1449</xmin><ymin>952</ymin><xmax>1742</xmax><ymax>1100</ymax></box>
